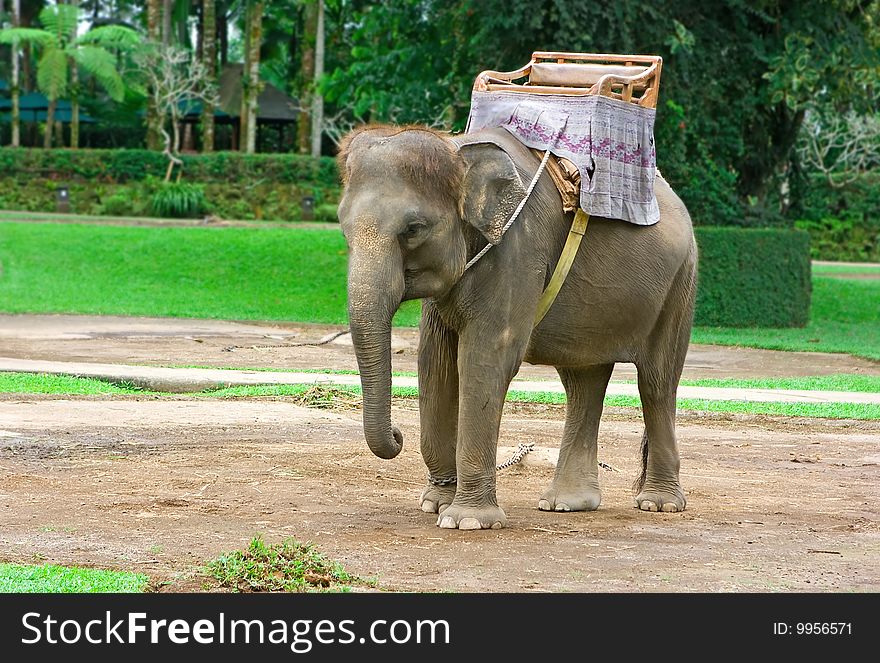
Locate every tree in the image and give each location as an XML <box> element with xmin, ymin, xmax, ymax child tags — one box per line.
<box><xmin>8</xmin><ymin>0</ymin><xmax>21</xmax><ymax>147</ymax></box>
<box><xmin>310</xmin><ymin>0</ymin><xmax>323</xmax><ymax>157</ymax></box>
<box><xmin>145</xmin><ymin>0</ymin><xmax>162</xmax><ymax>149</ymax></box>
<box><xmin>296</xmin><ymin>0</ymin><xmax>316</xmax><ymax>154</ymax></box>
<box><xmin>240</xmin><ymin>0</ymin><xmax>263</xmax><ymax>154</ymax></box>
<box><xmin>200</xmin><ymin>0</ymin><xmax>217</xmax><ymax>152</ymax></box>
<box><xmin>135</xmin><ymin>41</ymin><xmax>219</xmax><ymax>180</ymax></box>
<box><xmin>0</xmin><ymin>2</ymin><xmax>141</xmax><ymax>148</ymax></box>
<box><xmin>797</xmin><ymin>108</ymin><xmax>880</xmax><ymax>189</ymax></box>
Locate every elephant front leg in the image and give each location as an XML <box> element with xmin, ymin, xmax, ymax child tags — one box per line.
<box><xmin>437</xmin><ymin>333</ymin><xmax>522</xmax><ymax>530</ymax></box>
<box><xmin>418</xmin><ymin>303</ymin><xmax>458</xmax><ymax>515</ymax></box>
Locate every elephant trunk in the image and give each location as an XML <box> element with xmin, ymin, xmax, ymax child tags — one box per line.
<box><xmin>348</xmin><ymin>246</ymin><xmax>405</xmax><ymax>460</ymax></box>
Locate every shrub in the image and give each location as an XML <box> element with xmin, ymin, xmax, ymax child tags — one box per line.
<box><xmin>315</xmin><ymin>203</ymin><xmax>339</xmax><ymax>222</ymax></box>
<box><xmin>0</xmin><ymin>147</ymin><xmax>339</xmax><ymax>186</ymax></box>
<box><xmin>150</xmin><ymin>183</ymin><xmax>208</xmax><ymax>218</ymax></box>
<box><xmin>694</xmin><ymin>227</ymin><xmax>812</xmax><ymax>327</ymax></box>
<box><xmin>794</xmin><ymin>216</ymin><xmax>880</xmax><ymax>262</ymax></box>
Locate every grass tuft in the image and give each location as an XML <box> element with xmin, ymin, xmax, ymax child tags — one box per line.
<box><xmin>205</xmin><ymin>536</ymin><xmax>363</xmax><ymax>593</ymax></box>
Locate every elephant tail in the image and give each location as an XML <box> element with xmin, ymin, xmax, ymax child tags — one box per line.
<box><xmin>632</xmin><ymin>430</ymin><xmax>649</xmax><ymax>495</ymax></box>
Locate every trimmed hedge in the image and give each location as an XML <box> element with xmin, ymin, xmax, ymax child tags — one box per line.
<box><xmin>694</xmin><ymin>227</ymin><xmax>811</xmax><ymax>327</ymax></box>
<box><xmin>0</xmin><ymin>147</ymin><xmax>338</xmax><ymax>184</ymax></box>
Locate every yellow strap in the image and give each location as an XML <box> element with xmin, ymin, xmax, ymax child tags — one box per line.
<box><xmin>534</xmin><ymin>209</ymin><xmax>589</xmax><ymax>326</ymax></box>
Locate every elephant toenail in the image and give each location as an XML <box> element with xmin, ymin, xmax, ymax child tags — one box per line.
<box><xmin>421</xmin><ymin>500</ymin><xmax>436</xmax><ymax>513</ymax></box>
<box><xmin>538</xmin><ymin>500</ymin><xmax>552</xmax><ymax>511</ymax></box>
<box><xmin>640</xmin><ymin>500</ymin><xmax>658</xmax><ymax>512</ymax></box>
<box><xmin>661</xmin><ymin>503</ymin><xmax>679</xmax><ymax>513</ymax></box>
<box><xmin>555</xmin><ymin>503</ymin><xmax>570</xmax><ymax>512</ymax></box>
<box><xmin>439</xmin><ymin>516</ymin><xmax>456</xmax><ymax>528</ymax></box>
<box><xmin>458</xmin><ymin>517</ymin><xmax>482</xmax><ymax>530</ymax></box>
<box><xmin>491</xmin><ymin>522</ymin><xmax>502</xmax><ymax>529</ymax></box>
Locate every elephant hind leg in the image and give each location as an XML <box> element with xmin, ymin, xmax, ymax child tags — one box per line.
<box><xmin>634</xmin><ymin>253</ymin><xmax>696</xmax><ymax>513</ymax></box>
<box><xmin>539</xmin><ymin>364</ymin><xmax>613</xmax><ymax>512</ymax></box>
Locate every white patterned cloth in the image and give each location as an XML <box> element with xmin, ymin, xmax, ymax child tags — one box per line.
<box><xmin>466</xmin><ymin>90</ymin><xmax>659</xmax><ymax>225</ymax></box>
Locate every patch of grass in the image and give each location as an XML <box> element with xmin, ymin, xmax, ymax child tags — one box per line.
<box><xmin>0</xmin><ymin>371</ymin><xmax>147</xmax><ymax>395</ymax></box>
<box><xmin>0</xmin><ymin>221</ymin><xmax>421</xmax><ymax>327</ymax></box>
<box><xmin>206</xmin><ymin>383</ymin><xmax>879</xmax><ymax>420</ymax></box>
<box><xmin>692</xmin><ymin>277</ymin><xmax>880</xmax><ymax>360</ymax></box>
<box><xmin>2</xmin><ymin>371</ymin><xmax>876</xmax><ymax>419</ymax></box>
<box><xmin>505</xmin><ymin>391</ymin><xmax>879</xmax><ymax>420</ymax></box>
<box><xmin>0</xmin><ymin>563</ymin><xmax>147</xmax><ymax>593</ymax></box>
<box><xmin>679</xmin><ymin>374</ymin><xmax>880</xmax><ymax>392</ymax></box>
<box><xmin>205</xmin><ymin>535</ymin><xmax>362</xmax><ymax>593</ymax></box>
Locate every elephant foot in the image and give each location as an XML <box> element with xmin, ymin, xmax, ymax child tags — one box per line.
<box><xmin>538</xmin><ymin>480</ymin><xmax>601</xmax><ymax>512</ymax></box>
<box><xmin>635</xmin><ymin>482</ymin><xmax>686</xmax><ymax>513</ymax></box>
<box><xmin>419</xmin><ymin>483</ymin><xmax>456</xmax><ymax>514</ymax></box>
<box><xmin>437</xmin><ymin>503</ymin><xmax>507</xmax><ymax>530</ymax></box>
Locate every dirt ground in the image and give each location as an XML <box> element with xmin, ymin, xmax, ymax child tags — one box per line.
<box><xmin>0</xmin><ymin>314</ymin><xmax>878</xmax><ymax>592</ymax></box>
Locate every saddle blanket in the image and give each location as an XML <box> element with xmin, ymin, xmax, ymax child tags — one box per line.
<box><xmin>466</xmin><ymin>90</ymin><xmax>659</xmax><ymax>226</ymax></box>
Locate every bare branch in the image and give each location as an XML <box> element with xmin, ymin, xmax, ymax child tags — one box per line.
<box><xmin>134</xmin><ymin>42</ymin><xmax>219</xmax><ymax>179</ymax></box>
<box><xmin>797</xmin><ymin>107</ymin><xmax>880</xmax><ymax>188</ymax></box>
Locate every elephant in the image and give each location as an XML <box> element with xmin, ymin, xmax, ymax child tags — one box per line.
<box><xmin>336</xmin><ymin>123</ymin><xmax>697</xmax><ymax>530</ymax></box>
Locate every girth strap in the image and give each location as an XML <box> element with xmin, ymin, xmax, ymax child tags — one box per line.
<box><xmin>534</xmin><ymin>208</ymin><xmax>590</xmax><ymax>326</ymax></box>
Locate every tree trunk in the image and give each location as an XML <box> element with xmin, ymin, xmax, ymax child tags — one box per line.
<box><xmin>219</xmin><ymin>2</ymin><xmax>228</xmax><ymax>65</ymax></box>
<box><xmin>241</xmin><ymin>1</ymin><xmax>263</xmax><ymax>154</ymax></box>
<box><xmin>162</xmin><ymin>0</ymin><xmax>172</xmax><ymax>45</ymax></box>
<box><xmin>70</xmin><ymin>59</ymin><xmax>79</xmax><ymax>148</ymax></box>
<box><xmin>297</xmin><ymin>0</ymin><xmax>317</xmax><ymax>154</ymax></box>
<box><xmin>146</xmin><ymin>0</ymin><xmax>162</xmax><ymax>150</ymax></box>
<box><xmin>70</xmin><ymin>0</ymin><xmax>80</xmax><ymax>148</ymax></box>
<box><xmin>310</xmin><ymin>0</ymin><xmax>324</xmax><ymax>157</ymax></box>
<box><xmin>239</xmin><ymin>2</ymin><xmax>250</xmax><ymax>150</ymax></box>
<box><xmin>200</xmin><ymin>0</ymin><xmax>216</xmax><ymax>152</ymax></box>
<box><xmin>44</xmin><ymin>98</ymin><xmax>57</xmax><ymax>149</ymax></box>
<box><xmin>10</xmin><ymin>0</ymin><xmax>20</xmax><ymax>147</ymax></box>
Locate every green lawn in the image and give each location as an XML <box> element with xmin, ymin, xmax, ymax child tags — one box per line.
<box><xmin>678</xmin><ymin>374</ymin><xmax>880</xmax><ymax>392</ymax></box>
<box><xmin>692</xmin><ymin>277</ymin><xmax>879</xmax><ymax>360</ymax></box>
<box><xmin>0</xmin><ymin>562</ymin><xmax>147</xmax><ymax>593</ymax></box>
<box><xmin>0</xmin><ymin>220</ymin><xmax>420</xmax><ymax>326</ymax></box>
<box><xmin>811</xmin><ymin>262</ymin><xmax>880</xmax><ymax>274</ymax></box>
<box><xmin>0</xmin><ymin>220</ymin><xmax>877</xmax><ymax>358</ymax></box>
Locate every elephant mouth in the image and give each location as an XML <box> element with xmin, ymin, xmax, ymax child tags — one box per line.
<box><xmin>403</xmin><ymin>269</ymin><xmax>421</xmax><ymax>295</ymax></box>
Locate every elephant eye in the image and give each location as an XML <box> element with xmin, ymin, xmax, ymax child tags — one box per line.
<box><xmin>403</xmin><ymin>221</ymin><xmax>427</xmax><ymax>238</ymax></box>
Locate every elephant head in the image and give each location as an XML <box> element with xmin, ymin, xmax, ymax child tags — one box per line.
<box><xmin>336</xmin><ymin>126</ymin><xmax>527</xmax><ymax>459</ymax></box>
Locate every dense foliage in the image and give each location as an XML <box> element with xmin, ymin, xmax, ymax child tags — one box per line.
<box><xmin>322</xmin><ymin>0</ymin><xmax>879</xmax><ymax>230</ymax></box>
<box><xmin>0</xmin><ymin>1</ymin><xmax>876</xmax><ymax>257</ymax></box>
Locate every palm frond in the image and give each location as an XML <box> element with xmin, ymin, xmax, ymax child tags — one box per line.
<box><xmin>38</xmin><ymin>4</ymin><xmax>79</xmax><ymax>44</ymax></box>
<box><xmin>76</xmin><ymin>25</ymin><xmax>142</xmax><ymax>51</ymax></box>
<box><xmin>0</xmin><ymin>27</ymin><xmax>54</xmax><ymax>47</ymax></box>
<box><xmin>36</xmin><ymin>47</ymin><xmax>69</xmax><ymax>100</ymax></box>
<box><xmin>73</xmin><ymin>45</ymin><xmax>125</xmax><ymax>101</ymax></box>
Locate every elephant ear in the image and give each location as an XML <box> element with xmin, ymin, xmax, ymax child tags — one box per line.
<box><xmin>458</xmin><ymin>142</ymin><xmax>527</xmax><ymax>245</ymax></box>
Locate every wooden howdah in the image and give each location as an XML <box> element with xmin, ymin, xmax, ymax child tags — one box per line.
<box><xmin>472</xmin><ymin>51</ymin><xmax>663</xmax><ymax>109</ymax></box>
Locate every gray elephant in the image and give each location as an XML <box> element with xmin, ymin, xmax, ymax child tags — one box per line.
<box><xmin>337</xmin><ymin>124</ymin><xmax>697</xmax><ymax>530</ymax></box>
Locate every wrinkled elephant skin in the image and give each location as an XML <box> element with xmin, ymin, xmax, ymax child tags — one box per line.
<box><xmin>337</xmin><ymin>125</ymin><xmax>697</xmax><ymax>530</ymax></box>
